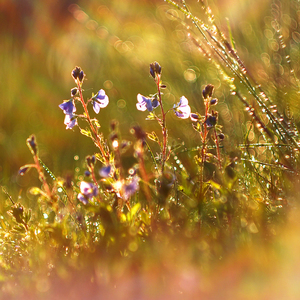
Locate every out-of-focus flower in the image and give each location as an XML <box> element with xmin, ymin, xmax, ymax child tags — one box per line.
<box><xmin>99</xmin><ymin>165</ymin><xmax>112</xmax><ymax>178</ymax></box>
<box><xmin>173</xmin><ymin>96</ymin><xmax>191</xmax><ymax>119</ymax></box>
<box><xmin>123</xmin><ymin>176</ymin><xmax>139</xmax><ymax>200</ymax></box>
<box><xmin>131</xmin><ymin>125</ymin><xmax>147</xmax><ymax>141</ymax></box>
<box><xmin>19</xmin><ymin>165</ymin><xmax>31</xmax><ymax>176</ymax></box>
<box><xmin>136</xmin><ymin>94</ymin><xmax>159</xmax><ymax>112</ymax></box>
<box><xmin>92</xmin><ymin>89</ymin><xmax>109</xmax><ymax>114</ymax></box>
<box><xmin>77</xmin><ymin>181</ymin><xmax>98</xmax><ymax>204</ymax></box>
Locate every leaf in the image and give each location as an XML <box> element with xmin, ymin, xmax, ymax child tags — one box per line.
<box><xmin>91</xmin><ymin>118</ymin><xmax>101</xmax><ymax>129</ymax></box>
<box><xmin>147</xmin><ymin>131</ymin><xmax>160</xmax><ymax>143</ymax></box>
<box><xmin>145</xmin><ymin>112</ymin><xmax>156</xmax><ymax>121</ymax></box>
<box><xmin>80</xmin><ymin>128</ymin><xmax>92</xmax><ymax>138</ymax></box>
<box><xmin>127</xmin><ymin>202</ymin><xmax>141</xmax><ymax>222</ymax></box>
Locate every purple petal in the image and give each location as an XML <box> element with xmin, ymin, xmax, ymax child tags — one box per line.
<box><xmin>93</xmin><ymin>101</ymin><xmax>101</xmax><ymax>114</ymax></box>
<box><xmin>179</xmin><ymin>96</ymin><xmax>189</xmax><ymax>107</ymax></box>
<box><xmin>80</xmin><ymin>181</ymin><xmax>98</xmax><ymax>198</ymax></box>
<box><xmin>123</xmin><ymin>177</ymin><xmax>139</xmax><ymax>200</ymax></box>
<box><xmin>174</xmin><ymin>96</ymin><xmax>191</xmax><ymax>119</ymax></box>
<box><xmin>59</xmin><ymin>100</ymin><xmax>76</xmax><ymax>114</ymax></box>
<box><xmin>99</xmin><ymin>165</ymin><xmax>112</xmax><ymax>177</ymax></box>
<box><xmin>77</xmin><ymin>193</ymin><xmax>89</xmax><ymax>204</ymax></box>
<box><xmin>136</xmin><ymin>94</ymin><xmax>153</xmax><ymax>111</ymax></box>
<box><xmin>64</xmin><ymin>114</ymin><xmax>77</xmax><ymax>129</ymax></box>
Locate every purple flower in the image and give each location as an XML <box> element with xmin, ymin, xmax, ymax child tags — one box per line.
<box><xmin>136</xmin><ymin>94</ymin><xmax>159</xmax><ymax>112</ymax></box>
<box><xmin>123</xmin><ymin>176</ymin><xmax>139</xmax><ymax>200</ymax></box>
<box><xmin>59</xmin><ymin>100</ymin><xmax>77</xmax><ymax>129</ymax></box>
<box><xmin>64</xmin><ymin>113</ymin><xmax>77</xmax><ymax>129</ymax></box>
<box><xmin>99</xmin><ymin>165</ymin><xmax>112</xmax><ymax>178</ymax></box>
<box><xmin>92</xmin><ymin>89</ymin><xmax>109</xmax><ymax>114</ymax></box>
<box><xmin>59</xmin><ymin>100</ymin><xmax>76</xmax><ymax>114</ymax></box>
<box><xmin>77</xmin><ymin>181</ymin><xmax>98</xmax><ymax>204</ymax></box>
<box><xmin>173</xmin><ymin>96</ymin><xmax>191</xmax><ymax>119</ymax></box>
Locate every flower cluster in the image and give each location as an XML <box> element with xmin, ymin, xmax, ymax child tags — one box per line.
<box><xmin>58</xmin><ymin>65</ymin><xmax>222</xmax><ymax>210</ymax></box>
<box><xmin>58</xmin><ymin>67</ymin><xmax>109</xmax><ymax>130</ymax></box>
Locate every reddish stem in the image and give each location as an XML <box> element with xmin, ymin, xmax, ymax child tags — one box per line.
<box><xmin>156</xmin><ymin>76</ymin><xmax>167</xmax><ymax>173</ymax></box>
<box><xmin>77</xmin><ymin>81</ymin><xmax>109</xmax><ymax>163</ymax></box>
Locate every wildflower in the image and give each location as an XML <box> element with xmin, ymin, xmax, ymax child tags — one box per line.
<box><xmin>173</xmin><ymin>96</ymin><xmax>191</xmax><ymax>119</ymax></box>
<box><xmin>99</xmin><ymin>165</ymin><xmax>112</xmax><ymax>178</ymax></box>
<box><xmin>92</xmin><ymin>89</ymin><xmax>109</xmax><ymax>114</ymax></box>
<box><xmin>59</xmin><ymin>100</ymin><xmax>77</xmax><ymax>129</ymax></box>
<box><xmin>136</xmin><ymin>94</ymin><xmax>159</xmax><ymax>112</ymax></box>
<box><xmin>64</xmin><ymin>113</ymin><xmax>77</xmax><ymax>129</ymax></box>
<box><xmin>59</xmin><ymin>99</ymin><xmax>76</xmax><ymax>115</ymax></box>
<box><xmin>123</xmin><ymin>176</ymin><xmax>139</xmax><ymax>200</ymax></box>
<box><xmin>77</xmin><ymin>181</ymin><xmax>98</xmax><ymax>204</ymax></box>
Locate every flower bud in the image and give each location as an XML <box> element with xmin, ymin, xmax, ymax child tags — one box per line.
<box><xmin>210</xmin><ymin>98</ymin><xmax>218</xmax><ymax>105</ymax></box>
<box><xmin>218</xmin><ymin>133</ymin><xmax>225</xmax><ymax>140</ymax></box>
<box><xmin>78</xmin><ymin>70</ymin><xmax>84</xmax><ymax>82</ymax></box>
<box><xmin>27</xmin><ymin>135</ymin><xmax>37</xmax><ymax>155</ymax></box>
<box><xmin>19</xmin><ymin>165</ymin><xmax>31</xmax><ymax>176</ymax></box>
<box><xmin>149</xmin><ymin>61</ymin><xmax>162</xmax><ymax>78</ymax></box>
<box><xmin>205</xmin><ymin>115</ymin><xmax>217</xmax><ymax>127</ymax></box>
<box><xmin>71</xmin><ymin>88</ymin><xmax>78</xmax><ymax>96</ymax></box>
<box><xmin>190</xmin><ymin>113</ymin><xmax>200</xmax><ymax>122</ymax></box>
<box><xmin>86</xmin><ymin>155</ymin><xmax>96</xmax><ymax>168</ymax></box>
<box><xmin>202</xmin><ymin>84</ymin><xmax>214</xmax><ymax>99</ymax></box>
<box><xmin>71</xmin><ymin>66</ymin><xmax>81</xmax><ymax>80</ymax></box>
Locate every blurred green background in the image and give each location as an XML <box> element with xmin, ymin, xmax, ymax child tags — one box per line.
<box><xmin>1</xmin><ymin>0</ymin><xmax>299</xmax><ymax>194</ymax></box>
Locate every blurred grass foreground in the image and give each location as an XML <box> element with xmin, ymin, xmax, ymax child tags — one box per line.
<box><xmin>1</xmin><ymin>0</ymin><xmax>300</xmax><ymax>299</ymax></box>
